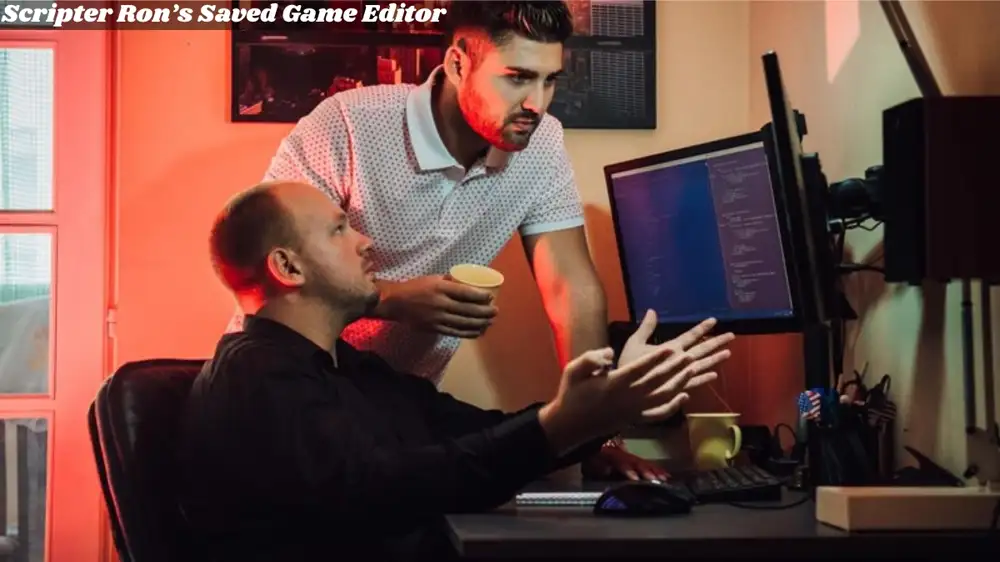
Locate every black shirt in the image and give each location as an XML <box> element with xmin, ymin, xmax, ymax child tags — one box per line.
<box><xmin>176</xmin><ymin>315</ymin><xmax>600</xmax><ymax>562</ymax></box>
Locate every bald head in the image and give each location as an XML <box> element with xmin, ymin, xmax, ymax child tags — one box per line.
<box><xmin>209</xmin><ymin>181</ymin><xmax>313</xmax><ymax>295</ymax></box>
<box><xmin>211</xmin><ymin>180</ymin><xmax>377</xmax><ymax>317</ymax></box>
<box><xmin>269</xmin><ymin>180</ymin><xmax>337</xmax><ymax>227</ymax></box>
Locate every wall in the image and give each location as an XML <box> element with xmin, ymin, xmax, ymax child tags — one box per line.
<box><xmin>436</xmin><ymin>0</ymin><xmax>806</xmax><ymax>426</ymax></box>
<box><xmin>115</xmin><ymin>1</ymin><xmax>1000</xmax><ymax>475</ymax></box>
<box><xmin>748</xmin><ymin>0</ymin><xmax>1000</xmax><ymax>475</ymax></box>
<box><xmin>118</xmin><ymin>1</ymin><xmax>804</xmax><ymax>432</ymax></box>
<box><xmin>115</xmin><ymin>29</ymin><xmax>290</xmax><ymax>363</ymax></box>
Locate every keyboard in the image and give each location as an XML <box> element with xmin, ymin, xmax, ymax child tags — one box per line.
<box><xmin>513</xmin><ymin>465</ymin><xmax>783</xmax><ymax>508</ymax></box>
<box><xmin>679</xmin><ymin>465</ymin><xmax>784</xmax><ymax>504</ymax></box>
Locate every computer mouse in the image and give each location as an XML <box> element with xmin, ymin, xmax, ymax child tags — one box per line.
<box><xmin>593</xmin><ymin>481</ymin><xmax>694</xmax><ymax>517</ymax></box>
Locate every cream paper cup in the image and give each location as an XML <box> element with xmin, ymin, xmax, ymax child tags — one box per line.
<box><xmin>448</xmin><ymin>264</ymin><xmax>505</xmax><ymax>296</ymax></box>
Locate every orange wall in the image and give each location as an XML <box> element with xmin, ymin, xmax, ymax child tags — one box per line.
<box><xmin>113</xmin><ymin>1</ymin><xmax>1000</xmax><ymax>471</ymax></box>
<box><xmin>116</xmin><ymin>1</ymin><xmax>805</xmax><ymax>429</ymax></box>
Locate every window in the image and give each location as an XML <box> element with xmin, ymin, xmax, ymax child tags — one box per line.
<box><xmin>0</xmin><ymin>48</ymin><xmax>53</xmax><ymax>306</ymax></box>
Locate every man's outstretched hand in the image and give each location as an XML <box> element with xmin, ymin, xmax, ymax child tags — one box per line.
<box><xmin>619</xmin><ymin>310</ymin><xmax>735</xmax><ymax>400</ymax></box>
<box><xmin>581</xmin><ymin>310</ymin><xmax>736</xmax><ymax>481</ymax></box>
<box><xmin>583</xmin><ymin>444</ymin><xmax>668</xmax><ymax>481</ymax></box>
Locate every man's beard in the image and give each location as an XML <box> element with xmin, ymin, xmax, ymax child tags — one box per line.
<box><xmin>499</xmin><ymin>111</ymin><xmax>540</xmax><ymax>150</ymax></box>
<box><xmin>359</xmin><ymin>287</ymin><xmax>381</xmax><ymax>317</ymax></box>
<box><xmin>308</xmin><ymin>278</ymin><xmax>377</xmax><ymax>322</ymax></box>
<box><xmin>459</xmin><ymin>90</ymin><xmax>503</xmax><ymax>148</ymax></box>
<box><xmin>300</xmin><ymin>259</ymin><xmax>378</xmax><ymax>321</ymax></box>
<box><xmin>457</xmin><ymin>86</ymin><xmax>541</xmax><ymax>151</ymax></box>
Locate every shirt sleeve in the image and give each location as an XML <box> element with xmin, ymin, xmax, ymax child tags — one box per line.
<box><xmin>518</xmin><ymin>122</ymin><xmax>585</xmax><ymax>237</ymax></box>
<box><xmin>262</xmin><ymin>96</ymin><xmax>353</xmax><ymax>206</ymax></box>
<box><xmin>244</xmin><ymin>357</ymin><xmax>561</xmax><ymax>531</ymax></box>
<box><xmin>371</xmin><ymin>354</ymin><xmax>606</xmax><ymax>471</ymax></box>
<box><xmin>409</xmin><ymin>377</ymin><xmax>607</xmax><ymax>471</ymax></box>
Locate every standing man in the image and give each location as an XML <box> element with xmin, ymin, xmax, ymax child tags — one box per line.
<box><xmin>242</xmin><ymin>1</ymin><xmax>672</xmax><ymax>480</ymax></box>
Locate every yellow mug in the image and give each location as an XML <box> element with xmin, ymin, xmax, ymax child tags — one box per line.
<box><xmin>686</xmin><ymin>412</ymin><xmax>742</xmax><ymax>470</ymax></box>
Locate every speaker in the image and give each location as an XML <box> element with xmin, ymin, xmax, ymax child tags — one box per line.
<box><xmin>882</xmin><ymin>96</ymin><xmax>1000</xmax><ymax>284</ymax></box>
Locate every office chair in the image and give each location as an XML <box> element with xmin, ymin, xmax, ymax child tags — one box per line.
<box><xmin>89</xmin><ymin>359</ymin><xmax>206</xmax><ymax>562</ymax></box>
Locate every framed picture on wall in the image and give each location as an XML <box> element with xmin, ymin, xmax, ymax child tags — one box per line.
<box><xmin>230</xmin><ymin>0</ymin><xmax>657</xmax><ymax>129</ymax></box>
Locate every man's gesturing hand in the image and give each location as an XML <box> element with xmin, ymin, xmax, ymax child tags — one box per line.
<box><xmin>538</xmin><ymin>345</ymin><xmax>706</xmax><ymax>455</ymax></box>
<box><xmin>378</xmin><ymin>275</ymin><xmax>497</xmax><ymax>338</ymax></box>
<box><xmin>619</xmin><ymin>310</ymin><xmax>735</xmax><ymax>396</ymax></box>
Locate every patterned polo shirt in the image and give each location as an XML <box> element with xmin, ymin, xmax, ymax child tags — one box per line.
<box><xmin>254</xmin><ymin>68</ymin><xmax>584</xmax><ymax>383</ymax></box>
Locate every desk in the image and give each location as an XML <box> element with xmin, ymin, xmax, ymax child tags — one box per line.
<box><xmin>447</xmin><ymin>486</ymin><xmax>999</xmax><ymax>560</ymax></box>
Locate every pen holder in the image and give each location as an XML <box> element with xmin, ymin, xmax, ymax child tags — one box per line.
<box><xmin>809</xmin><ymin>404</ymin><xmax>881</xmax><ymax>486</ymax></box>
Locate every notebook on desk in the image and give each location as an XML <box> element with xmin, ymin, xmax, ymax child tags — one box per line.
<box><xmin>514</xmin><ymin>491</ymin><xmax>604</xmax><ymax>507</ymax></box>
<box><xmin>514</xmin><ymin>480</ymin><xmax>609</xmax><ymax>507</ymax></box>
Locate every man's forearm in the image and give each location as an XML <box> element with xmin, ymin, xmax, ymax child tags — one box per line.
<box><xmin>540</xmin><ymin>279</ymin><xmax>617</xmax><ymax>458</ymax></box>
<box><xmin>432</xmin><ymin>396</ymin><xmax>608</xmax><ymax>467</ymax></box>
<box><xmin>420</xmin><ymin>383</ymin><xmax>607</xmax><ymax>473</ymax></box>
<box><xmin>322</xmin><ymin>408</ymin><xmax>561</xmax><ymax>528</ymax></box>
<box><xmin>544</xmin><ymin>280</ymin><xmax>609</xmax><ymax>368</ymax></box>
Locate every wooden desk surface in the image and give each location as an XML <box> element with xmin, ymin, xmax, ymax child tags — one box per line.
<box><xmin>447</xmin><ymin>488</ymin><xmax>998</xmax><ymax>559</ymax></box>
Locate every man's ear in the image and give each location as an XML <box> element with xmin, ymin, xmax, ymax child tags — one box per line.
<box><xmin>442</xmin><ymin>42</ymin><xmax>469</xmax><ymax>87</ymax></box>
<box><xmin>265</xmin><ymin>248</ymin><xmax>305</xmax><ymax>289</ymax></box>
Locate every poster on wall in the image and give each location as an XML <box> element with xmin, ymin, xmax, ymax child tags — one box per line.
<box><xmin>230</xmin><ymin>0</ymin><xmax>657</xmax><ymax>129</ymax></box>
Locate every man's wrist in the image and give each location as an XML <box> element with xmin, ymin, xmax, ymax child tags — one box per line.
<box><xmin>538</xmin><ymin>401</ymin><xmax>592</xmax><ymax>457</ymax></box>
<box><xmin>370</xmin><ymin>279</ymin><xmax>398</xmax><ymax>320</ymax></box>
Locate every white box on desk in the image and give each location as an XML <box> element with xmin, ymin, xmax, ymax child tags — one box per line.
<box><xmin>816</xmin><ymin>485</ymin><xmax>1000</xmax><ymax>531</ymax></box>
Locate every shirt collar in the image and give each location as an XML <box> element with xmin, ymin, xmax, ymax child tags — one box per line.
<box><xmin>405</xmin><ymin>66</ymin><xmax>510</xmax><ymax>172</ymax></box>
<box><xmin>243</xmin><ymin>314</ymin><xmax>361</xmax><ymax>372</ymax></box>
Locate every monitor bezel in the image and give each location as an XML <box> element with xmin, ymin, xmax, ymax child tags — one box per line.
<box><xmin>760</xmin><ymin>51</ymin><xmax>834</xmax><ymax>326</ymax></box>
<box><xmin>603</xmin><ymin>131</ymin><xmax>805</xmax><ymax>338</ymax></box>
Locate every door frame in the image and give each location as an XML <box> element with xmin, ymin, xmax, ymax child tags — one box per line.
<box><xmin>102</xmin><ymin>23</ymin><xmax>119</xmax><ymax>562</ymax></box>
<box><xmin>0</xmin><ymin>26</ymin><xmax>114</xmax><ymax>562</ymax></box>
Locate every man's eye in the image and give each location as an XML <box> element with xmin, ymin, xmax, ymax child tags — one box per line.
<box><xmin>507</xmin><ymin>75</ymin><xmax>530</xmax><ymax>85</ymax></box>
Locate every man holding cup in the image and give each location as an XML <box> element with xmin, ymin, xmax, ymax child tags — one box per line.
<box><xmin>238</xmin><ymin>1</ymin><xmax>731</xmax><ymax>481</ymax></box>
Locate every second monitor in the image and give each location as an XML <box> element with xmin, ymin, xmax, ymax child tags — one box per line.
<box><xmin>604</xmin><ymin>132</ymin><xmax>804</xmax><ymax>337</ymax></box>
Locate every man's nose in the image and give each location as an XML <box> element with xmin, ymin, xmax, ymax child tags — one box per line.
<box><xmin>522</xmin><ymin>83</ymin><xmax>546</xmax><ymax>114</ymax></box>
<box><xmin>358</xmin><ymin>233</ymin><xmax>373</xmax><ymax>254</ymax></box>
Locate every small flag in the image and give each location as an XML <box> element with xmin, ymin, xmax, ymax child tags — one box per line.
<box><xmin>798</xmin><ymin>389</ymin><xmax>824</xmax><ymax>421</ymax></box>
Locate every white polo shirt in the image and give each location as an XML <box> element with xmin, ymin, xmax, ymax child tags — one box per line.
<box><xmin>262</xmin><ymin>68</ymin><xmax>584</xmax><ymax>382</ymax></box>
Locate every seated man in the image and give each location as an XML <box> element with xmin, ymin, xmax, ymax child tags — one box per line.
<box><xmin>176</xmin><ymin>181</ymin><xmax>733</xmax><ymax>562</ymax></box>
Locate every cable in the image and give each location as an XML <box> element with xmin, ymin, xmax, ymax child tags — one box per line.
<box><xmin>839</xmin><ymin>264</ymin><xmax>885</xmax><ymax>274</ymax></box>
<box><xmin>774</xmin><ymin>423</ymin><xmax>798</xmax><ymax>443</ymax></box>
<box><xmin>823</xmin><ymin>227</ymin><xmax>849</xmax><ymax>384</ymax></box>
<box><xmin>706</xmin><ymin>380</ymin><xmax>735</xmax><ymax>414</ymax></box>
<box><xmin>728</xmin><ymin>491</ymin><xmax>811</xmax><ymax>511</ymax></box>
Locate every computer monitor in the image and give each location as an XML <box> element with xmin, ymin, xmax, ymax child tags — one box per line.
<box><xmin>604</xmin><ymin>132</ymin><xmax>803</xmax><ymax>338</ymax></box>
<box><xmin>759</xmin><ymin>51</ymin><xmax>838</xmax><ymax>328</ymax></box>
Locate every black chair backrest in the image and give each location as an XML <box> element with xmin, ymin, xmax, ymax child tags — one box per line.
<box><xmin>89</xmin><ymin>359</ymin><xmax>206</xmax><ymax>562</ymax></box>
